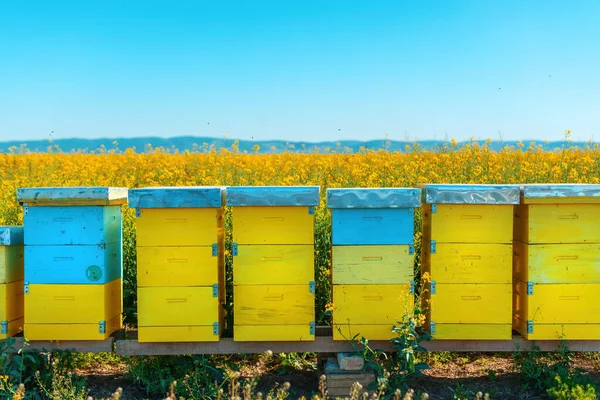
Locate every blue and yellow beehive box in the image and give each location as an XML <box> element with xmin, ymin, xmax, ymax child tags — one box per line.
<box><xmin>514</xmin><ymin>184</ymin><xmax>600</xmax><ymax>340</ymax></box>
<box><xmin>129</xmin><ymin>187</ymin><xmax>225</xmax><ymax>342</ymax></box>
<box><xmin>421</xmin><ymin>184</ymin><xmax>519</xmax><ymax>340</ymax></box>
<box><xmin>227</xmin><ymin>186</ymin><xmax>319</xmax><ymax>341</ymax></box>
<box><xmin>18</xmin><ymin>187</ymin><xmax>127</xmax><ymax>340</ymax></box>
<box><xmin>327</xmin><ymin>188</ymin><xmax>419</xmax><ymax>341</ymax></box>
<box><xmin>0</xmin><ymin>226</ymin><xmax>24</xmax><ymax>338</ymax></box>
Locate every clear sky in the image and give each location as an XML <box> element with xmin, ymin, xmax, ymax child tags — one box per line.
<box><xmin>1</xmin><ymin>1</ymin><xmax>599</xmax><ymax>143</ymax></box>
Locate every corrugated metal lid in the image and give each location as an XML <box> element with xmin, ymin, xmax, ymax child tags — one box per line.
<box><xmin>128</xmin><ymin>186</ymin><xmax>224</xmax><ymax>208</ymax></box>
<box><xmin>226</xmin><ymin>186</ymin><xmax>320</xmax><ymax>207</ymax></box>
<box><xmin>421</xmin><ymin>184</ymin><xmax>520</xmax><ymax>205</ymax></box>
<box><xmin>0</xmin><ymin>226</ymin><xmax>24</xmax><ymax>245</ymax></box>
<box><xmin>17</xmin><ymin>187</ymin><xmax>128</xmax><ymax>205</ymax></box>
<box><xmin>327</xmin><ymin>188</ymin><xmax>420</xmax><ymax>208</ymax></box>
<box><xmin>522</xmin><ymin>184</ymin><xmax>600</xmax><ymax>199</ymax></box>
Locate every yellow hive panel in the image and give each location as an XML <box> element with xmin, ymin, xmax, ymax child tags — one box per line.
<box><xmin>514</xmin><ymin>317</ymin><xmax>600</xmax><ymax>340</ymax></box>
<box><xmin>332</xmin><ymin>245</ymin><xmax>413</xmax><ymax>285</ymax></box>
<box><xmin>429</xmin><ymin>283</ymin><xmax>511</xmax><ymax>324</ymax></box>
<box><xmin>24</xmin><ymin>315</ymin><xmax>121</xmax><ymax>341</ymax></box>
<box><xmin>0</xmin><ymin>317</ymin><xmax>24</xmax><ymax>339</ymax></box>
<box><xmin>139</xmin><ymin>326</ymin><xmax>220</xmax><ymax>342</ymax></box>
<box><xmin>424</xmin><ymin>243</ymin><xmax>511</xmax><ymax>284</ymax></box>
<box><xmin>234</xmin><ymin>325</ymin><xmax>314</xmax><ymax>341</ymax></box>
<box><xmin>25</xmin><ymin>279</ymin><xmax>121</xmax><ymax>324</ymax></box>
<box><xmin>425</xmin><ymin>204</ymin><xmax>513</xmax><ymax>243</ymax></box>
<box><xmin>0</xmin><ymin>246</ymin><xmax>24</xmax><ymax>284</ymax></box>
<box><xmin>515</xmin><ymin>204</ymin><xmax>600</xmax><ymax>244</ymax></box>
<box><xmin>234</xmin><ymin>245</ymin><xmax>313</xmax><ymax>285</ymax></box>
<box><xmin>0</xmin><ymin>280</ymin><xmax>24</xmax><ymax>324</ymax></box>
<box><xmin>138</xmin><ymin>287</ymin><xmax>220</xmax><ymax>327</ymax></box>
<box><xmin>513</xmin><ymin>242</ymin><xmax>600</xmax><ymax>284</ymax></box>
<box><xmin>234</xmin><ymin>285</ymin><xmax>314</xmax><ymax>325</ymax></box>
<box><xmin>137</xmin><ymin>246</ymin><xmax>219</xmax><ymax>287</ymax></box>
<box><xmin>233</xmin><ymin>207</ymin><xmax>314</xmax><ymax>245</ymax></box>
<box><xmin>333</xmin><ymin>324</ymin><xmax>396</xmax><ymax>341</ymax></box>
<box><xmin>333</xmin><ymin>284</ymin><xmax>413</xmax><ymax>326</ymax></box>
<box><xmin>428</xmin><ymin>323</ymin><xmax>512</xmax><ymax>340</ymax></box>
<box><xmin>136</xmin><ymin>208</ymin><xmax>223</xmax><ymax>247</ymax></box>
<box><xmin>514</xmin><ymin>280</ymin><xmax>600</xmax><ymax>324</ymax></box>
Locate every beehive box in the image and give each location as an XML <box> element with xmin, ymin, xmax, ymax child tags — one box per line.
<box><xmin>327</xmin><ymin>188</ymin><xmax>419</xmax><ymax>341</ymax></box>
<box><xmin>0</xmin><ymin>226</ymin><xmax>24</xmax><ymax>338</ymax></box>
<box><xmin>421</xmin><ymin>184</ymin><xmax>519</xmax><ymax>340</ymax></box>
<box><xmin>514</xmin><ymin>184</ymin><xmax>600</xmax><ymax>340</ymax></box>
<box><xmin>18</xmin><ymin>187</ymin><xmax>127</xmax><ymax>340</ymax></box>
<box><xmin>227</xmin><ymin>186</ymin><xmax>319</xmax><ymax>341</ymax></box>
<box><xmin>129</xmin><ymin>187</ymin><xmax>225</xmax><ymax>342</ymax></box>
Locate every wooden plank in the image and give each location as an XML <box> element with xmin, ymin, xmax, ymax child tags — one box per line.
<box><xmin>7</xmin><ymin>336</ymin><xmax>115</xmax><ymax>353</ymax></box>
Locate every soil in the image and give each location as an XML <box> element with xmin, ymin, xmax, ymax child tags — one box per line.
<box><xmin>76</xmin><ymin>353</ymin><xmax>600</xmax><ymax>400</ymax></box>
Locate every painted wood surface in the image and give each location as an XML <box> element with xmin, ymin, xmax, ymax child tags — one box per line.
<box><xmin>17</xmin><ymin>187</ymin><xmax>128</xmax><ymax>206</ymax></box>
<box><xmin>137</xmin><ymin>246</ymin><xmax>218</xmax><ymax>287</ymax></box>
<box><xmin>233</xmin><ymin>245</ymin><xmax>313</xmax><ymax>285</ymax></box>
<box><xmin>138</xmin><ymin>287</ymin><xmax>219</xmax><ymax>327</ymax></box>
<box><xmin>423</xmin><ymin>204</ymin><xmax>513</xmax><ymax>243</ymax></box>
<box><xmin>128</xmin><ymin>187</ymin><xmax>224</xmax><ymax>208</ymax></box>
<box><xmin>428</xmin><ymin>324</ymin><xmax>512</xmax><ymax>340</ymax></box>
<box><xmin>514</xmin><ymin>317</ymin><xmax>600</xmax><ymax>340</ymax></box>
<box><xmin>25</xmin><ymin>279</ymin><xmax>121</xmax><ymax>324</ymax></box>
<box><xmin>326</xmin><ymin>188</ymin><xmax>420</xmax><ymax>208</ymax></box>
<box><xmin>423</xmin><ymin>243</ymin><xmax>512</xmax><ymax>284</ymax></box>
<box><xmin>332</xmin><ymin>324</ymin><xmax>397</xmax><ymax>341</ymax></box>
<box><xmin>25</xmin><ymin>243</ymin><xmax>121</xmax><ymax>284</ymax></box>
<box><xmin>332</xmin><ymin>245</ymin><xmax>413</xmax><ymax>284</ymax></box>
<box><xmin>234</xmin><ymin>285</ymin><xmax>314</xmax><ymax>326</ymax></box>
<box><xmin>331</xmin><ymin>208</ymin><xmax>414</xmax><ymax>245</ymax></box>
<box><xmin>226</xmin><ymin>186</ymin><xmax>320</xmax><ymax>207</ymax></box>
<box><xmin>515</xmin><ymin>204</ymin><xmax>600</xmax><ymax>244</ymax></box>
<box><xmin>514</xmin><ymin>242</ymin><xmax>600</xmax><ymax>283</ymax></box>
<box><xmin>0</xmin><ymin>226</ymin><xmax>24</xmax><ymax>246</ymax></box>
<box><xmin>24</xmin><ymin>314</ymin><xmax>121</xmax><ymax>340</ymax></box>
<box><xmin>333</xmin><ymin>285</ymin><xmax>413</xmax><ymax>325</ymax></box>
<box><xmin>0</xmin><ymin>246</ymin><xmax>24</xmax><ymax>284</ymax></box>
<box><xmin>24</xmin><ymin>206</ymin><xmax>122</xmax><ymax>245</ymax></box>
<box><xmin>136</xmin><ymin>208</ymin><xmax>222</xmax><ymax>247</ymax></box>
<box><xmin>0</xmin><ymin>281</ymin><xmax>24</xmax><ymax>338</ymax></box>
<box><xmin>232</xmin><ymin>207</ymin><xmax>314</xmax><ymax>245</ymax></box>
<box><xmin>234</xmin><ymin>325</ymin><xmax>314</xmax><ymax>341</ymax></box>
<box><xmin>429</xmin><ymin>283</ymin><xmax>512</xmax><ymax>324</ymax></box>
<box><xmin>139</xmin><ymin>326</ymin><xmax>220</xmax><ymax>342</ymax></box>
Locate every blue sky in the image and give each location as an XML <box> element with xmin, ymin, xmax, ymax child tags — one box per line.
<box><xmin>1</xmin><ymin>1</ymin><xmax>599</xmax><ymax>142</ymax></box>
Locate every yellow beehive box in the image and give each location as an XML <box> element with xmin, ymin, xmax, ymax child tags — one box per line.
<box><xmin>228</xmin><ymin>186</ymin><xmax>320</xmax><ymax>342</ymax></box>
<box><xmin>129</xmin><ymin>187</ymin><xmax>226</xmax><ymax>342</ymax></box>
<box><xmin>24</xmin><ymin>279</ymin><xmax>122</xmax><ymax>340</ymax></box>
<box><xmin>513</xmin><ymin>184</ymin><xmax>600</xmax><ymax>339</ymax></box>
<box><xmin>421</xmin><ymin>184</ymin><xmax>519</xmax><ymax>340</ymax></box>
<box><xmin>0</xmin><ymin>227</ymin><xmax>24</xmax><ymax>339</ymax></box>
<box><xmin>332</xmin><ymin>245</ymin><xmax>413</xmax><ymax>285</ymax></box>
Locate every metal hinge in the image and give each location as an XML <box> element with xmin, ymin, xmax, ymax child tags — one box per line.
<box><xmin>23</xmin><ymin>206</ymin><xmax>29</xmax><ymax>216</ymax></box>
<box><xmin>232</xmin><ymin>243</ymin><xmax>238</xmax><ymax>256</ymax></box>
<box><xmin>430</xmin><ymin>281</ymin><xmax>436</xmax><ymax>295</ymax></box>
<box><xmin>431</xmin><ymin>204</ymin><xmax>437</xmax><ymax>213</ymax></box>
<box><xmin>408</xmin><ymin>244</ymin><xmax>414</xmax><ymax>255</ymax></box>
<box><xmin>24</xmin><ymin>282</ymin><xmax>29</xmax><ymax>294</ymax></box>
<box><xmin>409</xmin><ymin>281</ymin><xmax>415</xmax><ymax>295</ymax></box>
<box><xmin>430</xmin><ymin>322</ymin><xmax>436</xmax><ymax>335</ymax></box>
<box><xmin>136</xmin><ymin>208</ymin><xmax>141</xmax><ymax>217</ymax></box>
<box><xmin>213</xmin><ymin>322</ymin><xmax>220</xmax><ymax>335</ymax></box>
<box><xmin>1</xmin><ymin>321</ymin><xmax>7</xmax><ymax>334</ymax></box>
<box><xmin>212</xmin><ymin>284</ymin><xmax>219</xmax><ymax>298</ymax></box>
<box><xmin>308</xmin><ymin>206</ymin><xmax>315</xmax><ymax>215</ymax></box>
<box><xmin>527</xmin><ymin>282</ymin><xmax>534</xmax><ymax>295</ymax></box>
<box><xmin>99</xmin><ymin>320</ymin><xmax>106</xmax><ymax>334</ymax></box>
<box><xmin>309</xmin><ymin>322</ymin><xmax>316</xmax><ymax>335</ymax></box>
<box><xmin>430</xmin><ymin>240</ymin><xmax>437</xmax><ymax>254</ymax></box>
<box><xmin>527</xmin><ymin>320</ymin><xmax>534</xmax><ymax>334</ymax></box>
<box><xmin>309</xmin><ymin>281</ymin><xmax>315</xmax><ymax>294</ymax></box>
<box><xmin>212</xmin><ymin>244</ymin><xmax>218</xmax><ymax>257</ymax></box>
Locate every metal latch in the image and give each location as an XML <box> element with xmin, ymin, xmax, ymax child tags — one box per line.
<box><xmin>409</xmin><ymin>281</ymin><xmax>415</xmax><ymax>295</ymax></box>
<box><xmin>1</xmin><ymin>321</ymin><xmax>7</xmax><ymax>334</ymax></box>
<box><xmin>24</xmin><ymin>282</ymin><xmax>29</xmax><ymax>295</ymax></box>
<box><xmin>213</xmin><ymin>322</ymin><xmax>220</xmax><ymax>335</ymax></box>
<box><xmin>527</xmin><ymin>282</ymin><xmax>534</xmax><ymax>295</ymax></box>
<box><xmin>99</xmin><ymin>320</ymin><xmax>106</xmax><ymax>334</ymax></box>
<box><xmin>212</xmin><ymin>284</ymin><xmax>219</xmax><ymax>298</ymax></box>
<box><xmin>309</xmin><ymin>281</ymin><xmax>315</xmax><ymax>294</ymax></box>
<box><xmin>430</xmin><ymin>281</ymin><xmax>437</xmax><ymax>295</ymax></box>
<box><xmin>23</xmin><ymin>206</ymin><xmax>29</xmax><ymax>216</ymax></box>
<box><xmin>309</xmin><ymin>322</ymin><xmax>315</xmax><ymax>335</ymax></box>
<box><xmin>232</xmin><ymin>243</ymin><xmax>238</xmax><ymax>256</ymax></box>
<box><xmin>308</xmin><ymin>206</ymin><xmax>315</xmax><ymax>215</ymax></box>
<box><xmin>430</xmin><ymin>321</ymin><xmax>436</xmax><ymax>335</ymax></box>
<box><xmin>527</xmin><ymin>320</ymin><xmax>534</xmax><ymax>334</ymax></box>
<box><xmin>408</xmin><ymin>244</ymin><xmax>414</xmax><ymax>255</ymax></box>
<box><xmin>136</xmin><ymin>208</ymin><xmax>141</xmax><ymax>217</ymax></box>
<box><xmin>431</xmin><ymin>204</ymin><xmax>437</xmax><ymax>213</ymax></box>
<box><xmin>430</xmin><ymin>240</ymin><xmax>437</xmax><ymax>254</ymax></box>
<box><xmin>212</xmin><ymin>244</ymin><xmax>218</xmax><ymax>257</ymax></box>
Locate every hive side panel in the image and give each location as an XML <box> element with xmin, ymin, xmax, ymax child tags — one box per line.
<box><xmin>332</xmin><ymin>245</ymin><xmax>413</xmax><ymax>285</ymax></box>
<box><xmin>331</xmin><ymin>209</ymin><xmax>414</xmax><ymax>245</ymax></box>
<box><xmin>431</xmin><ymin>205</ymin><xmax>513</xmax><ymax>243</ymax></box>
<box><xmin>234</xmin><ymin>285</ymin><xmax>314</xmax><ymax>325</ymax></box>
<box><xmin>136</xmin><ymin>208</ymin><xmax>219</xmax><ymax>247</ymax></box>
<box><xmin>232</xmin><ymin>207</ymin><xmax>314</xmax><ymax>245</ymax></box>
<box><xmin>527</xmin><ymin>204</ymin><xmax>600</xmax><ymax>244</ymax></box>
<box><xmin>233</xmin><ymin>245</ymin><xmax>314</xmax><ymax>285</ymax></box>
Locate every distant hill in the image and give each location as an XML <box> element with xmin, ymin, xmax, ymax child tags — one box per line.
<box><xmin>0</xmin><ymin>136</ymin><xmax>590</xmax><ymax>154</ymax></box>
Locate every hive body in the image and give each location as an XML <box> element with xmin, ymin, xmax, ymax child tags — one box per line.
<box><xmin>18</xmin><ymin>187</ymin><xmax>127</xmax><ymax>340</ymax></box>
<box><xmin>228</xmin><ymin>186</ymin><xmax>319</xmax><ymax>341</ymax></box>
<box><xmin>328</xmin><ymin>188</ymin><xmax>419</xmax><ymax>341</ymax></box>
<box><xmin>0</xmin><ymin>226</ymin><xmax>24</xmax><ymax>338</ymax></box>
<box><xmin>421</xmin><ymin>184</ymin><xmax>519</xmax><ymax>340</ymax></box>
<box><xmin>130</xmin><ymin>187</ymin><xmax>225</xmax><ymax>342</ymax></box>
<box><xmin>514</xmin><ymin>185</ymin><xmax>600</xmax><ymax>339</ymax></box>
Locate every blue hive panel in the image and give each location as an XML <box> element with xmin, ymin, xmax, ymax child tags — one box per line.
<box><xmin>25</xmin><ymin>242</ymin><xmax>122</xmax><ymax>284</ymax></box>
<box><xmin>128</xmin><ymin>186</ymin><xmax>224</xmax><ymax>208</ymax></box>
<box><xmin>331</xmin><ymin>208</ymin><xmax>415</xmax><ymax>245</ymax></box>
<box><xmin>0</xmin><ymin>226</ymin><xmax>24</xmax><ymax>246</ymax></box>
<box><xmin>226</xmin><ymin>186</ymin><xmax>320</xmax><ymax>207</ymax></box>
<box><xmin>24</xmin><ymin>206</ymin><xmax>122</xmax><ymax>246</ymax></box>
